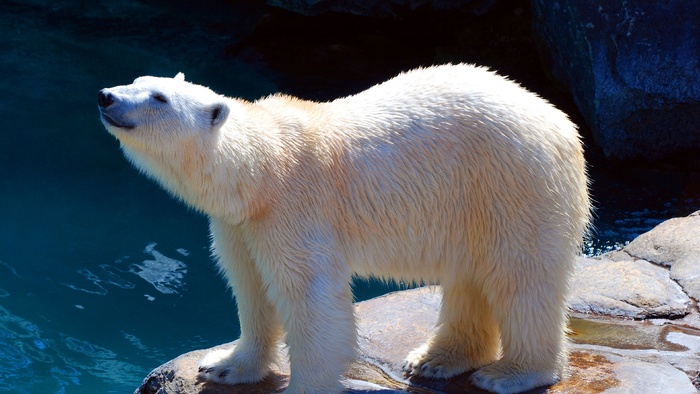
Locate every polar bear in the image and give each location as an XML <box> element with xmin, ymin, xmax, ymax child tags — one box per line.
<box><xmin>98</xmin><ymin>64</ymin><xmax>590</xmax><ymax>394</ymax></box>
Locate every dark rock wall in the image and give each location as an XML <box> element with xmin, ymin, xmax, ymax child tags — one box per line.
<box><xmin>532</xmin><ymin>1</ymin><xmax>700</xmax><ymax>166</ymax></box>
<box><xmin>266</xmin><ymin>0</ymin><xmax>499</xmax><ymax>17</ymax></box>
<box><xmin>264</xmin><ymin>0</ymin><xmax>700</xmax><ymax>168</ymax></box>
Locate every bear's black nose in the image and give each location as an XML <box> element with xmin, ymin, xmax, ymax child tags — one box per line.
<box><xmin>98</xmin><ymin>89</ymin><xmax>114</xmax><ymax>108</ymax></box>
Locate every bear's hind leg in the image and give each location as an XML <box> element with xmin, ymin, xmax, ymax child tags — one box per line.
<box><xmin>404</xmin><ymin>284</ymin><xmax>500</xmax><ymax>379</ymax></box>
<box><xmin>471</xmin><ymin>271</ymin><xmax>568</xmax><ymax>394</ymax></box>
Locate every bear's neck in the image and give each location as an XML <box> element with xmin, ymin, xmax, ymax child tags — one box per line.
<box><xmin>116</xmin><ymin>104</ymin><xmax>268</xmax><ymax>225</ymax></box>
<box><xmin>202</xmin><ymin>96</ymin><xmax>335</xmax><ymax>225</ymax></box>
<box><xmin>123</xmin><ymin>97</ymin><xmax>331</xmax><ymax>226</ymax></box>
<box><xmin>185</xmin><ymin>101</ymin><xmax>284</xmax><ymax>224</ymax></box>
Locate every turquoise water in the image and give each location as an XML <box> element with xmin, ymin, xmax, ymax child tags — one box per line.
<box><xmin>0</xmin><ymin>2</ymin><xmax>266</xmax><ymax>392</ymax></box>
<box><xmin>0</xmin><ymin>2</ymin><xmax>698</xmax><ymax>393</ymax></box>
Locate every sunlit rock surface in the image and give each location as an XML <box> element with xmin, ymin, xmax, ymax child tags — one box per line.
<box><xmin>570</xmin><ymin>257</ymin><xmax>691</xmax><ymax>319</ymax></box>
<box><xmin>136</xmin><ymin>213</ymin><xmax>700</xmax><ymax>393</ymax></box>
<box><xmin>571</xmin><ymin>212</ymin><xmax>700</xmax><ymax>320</ymax></box>
<box><xmin>136</xmin><ymin>288</ymin><xmax>699</xmax><ymax>393</ymax></box>
<box><xmin>624</xmin><ymin>211</ymin><xmax>700</xmax><ymax>301</ymax></box>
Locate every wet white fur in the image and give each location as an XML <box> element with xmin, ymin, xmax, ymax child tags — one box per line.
<box><xmin>100</xmin><ymin>64</ymin><xmax>590</xmax><ymax>394</ymax></box>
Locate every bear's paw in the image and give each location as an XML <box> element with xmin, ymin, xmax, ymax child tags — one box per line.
<box><xmin>470</xmin><ymin>361</ymin><xmax>559</xmax><ymax>394</ymax></box>
<box><xmin>403</xmin><ymin>343</ymin><xmax>477</xmax><ymax>379</ymax></box>
<box><xmin>197</xmin><ymin>346</ymin><xmax>271</xmax><ymax>385</ymax></box>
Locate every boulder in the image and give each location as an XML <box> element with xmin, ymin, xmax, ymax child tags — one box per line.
<box><xmin>532</xmin><ymin>1</ymin><xmax>700</xmax><ymax>165</ymax></box>
<box><xmin>136</xmin><ymin>286</ymin><xmax>699</xmax><ymax>393</ymax></box>
<box><xmin>624</xmin><ymin>211</ymin><xmax>700</xmax><ymax>301</ymax></box>
<box><xmin>135</xmin><ymin>212</ymin><xmax>700</xmax><ymax>392</ymax></box>
<box><xmin>569</xmin><ymin>256</ymin><xmax>691</xmax><ymax>319</ymax></box>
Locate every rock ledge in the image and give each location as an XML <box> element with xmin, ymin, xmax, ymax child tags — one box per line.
<box><xmin>137</xmin><ymin>212</ymin><xmax>700</xmax><ymax>393</ymax></box>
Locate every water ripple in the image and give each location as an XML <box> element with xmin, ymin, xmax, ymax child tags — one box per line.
<box><xmin>60</xmin><ymin>335</ymin><xmax>146</xmax><ymax>384</ymax></box>
<box><xmin>0</xmin><ymin>260</ymin><xmax>19</xmax><ymax>298</ymax></box>
<box><xmin>65</xmin><ymin>264</ymin><xmax>135</xmax><ymax>295</ymax></box>
<box><xmin>0</xmin><ymin>303</ymin><xmax>147</xmax><ymax>391</ymax></box>
<box><xmin>0</xmin><ymin>260</ymin><xmax>21</xmax><ymax>278</ymax></box>
<box><xmin>0</xmin><ymin>341</ymin><xmax>33</xmax><ymax>392</ymax></box>
<box><xmin>121</xmin><ymin>331</ymin><xmax>165</xmax><ymax>360</ymax></box>
<box><xmin>16</xmin><ymin>340</ymin><xmax>54</xmax><ymax>363</ymax></box>
<box><xmin>128</xmin><ymin>243</ymin><xmax>187</xmax><ymax>294</ymax></box>
<box><xmin>63</xmin><ymin>336</ymin><xmax>116</xmax><ymax>358</ymax></box>
<box><xmin>65</xmin><ymin>243</ymin><xmax>188</xmax><ymax>296</ymax></box>
<box><xmin>0</xmin><ymin>306</ymin><xmax>56</xmax><ymax>390</ymax></box>
<box><xmin>0</xmin><ymin>340</ymin><xmax>32</xmax><ymax>370</ymax></box>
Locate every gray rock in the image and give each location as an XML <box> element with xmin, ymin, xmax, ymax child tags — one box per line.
<box><xmin>583</xmin><ymin>350</ymin><xmax>696</xmax><ymax>394</ymax></box>
<box><xmin>532</xmin><ymin>1</ymin><xmax>700</xmax><ymax>165</ymax></box>
<box><xmin>136</xmin><ymin>287</ymin><xmax>698</xmax><ymax>393</ymax></box>
<box><xmin>134</xmin><ymin>211</ymin><xmax>700</xmax><ymax>393</ymax></box>
<box><xmin>569</xmin><ymin>256</ymin><xmax>692</xmax><ymax>319</ymax></box>
<box><xmin>555</xmin><ymin>345</ymin><xmax>697</xmax><ymax>394</ymax></box>
<box><xmin>624</xmin><ymin>211</ymin><xmax>700</xmax><ymax>301</ymax></box>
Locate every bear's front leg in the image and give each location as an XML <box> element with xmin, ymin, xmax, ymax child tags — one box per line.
<box><xmin>198</xmin><ymin>219</ymin><xmax>283</xmax><ymax>385</ymax></box>
<box><xmin>257</xmin><ymin>233</ymin><xmax>357</xmax><ymax>394</ymax></box>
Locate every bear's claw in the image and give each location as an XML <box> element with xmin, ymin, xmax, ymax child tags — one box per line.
<box><xmin>404</xmin><ymin>342</ymin><xmax>491</xmax><ymax>380</ymax></box>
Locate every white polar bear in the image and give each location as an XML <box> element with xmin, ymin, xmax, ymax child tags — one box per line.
<box><xmin>98</xmin><ymin>64</ymin><xmax>590</xmax><ymax>394</ymax></box>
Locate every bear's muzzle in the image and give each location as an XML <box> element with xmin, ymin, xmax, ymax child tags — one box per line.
<box><xmin>98</xmin><ymin>89</ymin><xmax>135</xmax><ymax>130</ymax></box>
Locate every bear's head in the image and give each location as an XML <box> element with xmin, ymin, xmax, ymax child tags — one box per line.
<box><xmin>98</xmin><ymin>74</ymin><xmax>241</xmax><ymax>217</ymax></box>
<box><xmin>98</xmin><ymin>73</ymin><xmax>229</xmax><ymax>141</ymax></box>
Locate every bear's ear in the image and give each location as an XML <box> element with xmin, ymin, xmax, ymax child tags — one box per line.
<box><xmin>208</xmin><ymin>102</ymin><xmax>230</xmax><ymax>128</ymax></box>
<box><xmin>174</xmin><ymin>72</ymin><xmax>185</xmax><ymax>81</ymax></box>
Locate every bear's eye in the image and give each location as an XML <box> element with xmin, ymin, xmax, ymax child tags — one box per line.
<box><xmin>152</xmin><ymin>93</ymin><xmax>168</xmax><ymax>103</ymax></box>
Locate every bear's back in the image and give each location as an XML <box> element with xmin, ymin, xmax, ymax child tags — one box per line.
<box><xmin>293</xmin><ymin>65</ymin><xmax>590</xmax><ymax>279</ymax></box>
